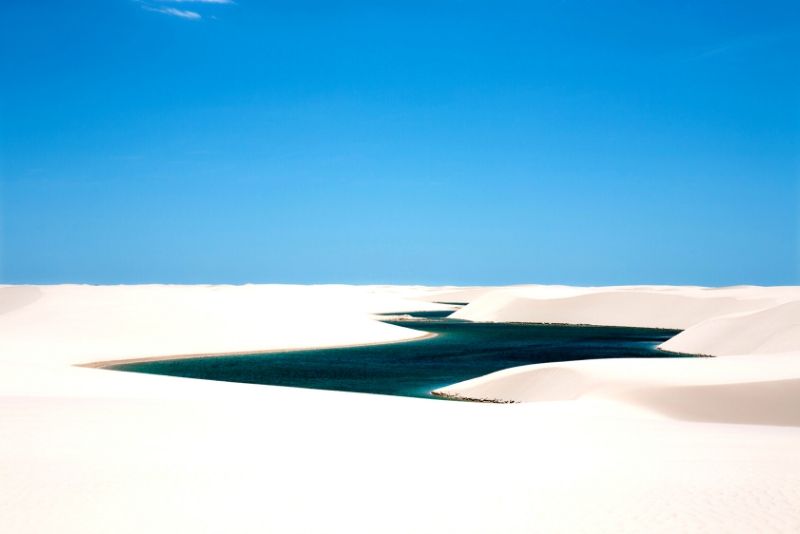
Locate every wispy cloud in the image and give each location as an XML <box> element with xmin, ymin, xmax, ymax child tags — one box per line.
<box><xmin>143</xmin><ymin>5</ymin><xmax>202</xmax><ymax>19</ymax></box>
<box><xmin>138</xmin><ymin>0</ymin><xmax>235</xmax><ymax>20</ymax></box>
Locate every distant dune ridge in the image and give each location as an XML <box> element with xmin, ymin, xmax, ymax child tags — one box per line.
<box><xmin>450</xmin><ymin>284</ymin><xmax>800</xmax><ymax>330</ymax></box>
<box><xmin>1</xmin><ymin>283</ymin><xmax>799</xmax><ymax>533</ymax></box>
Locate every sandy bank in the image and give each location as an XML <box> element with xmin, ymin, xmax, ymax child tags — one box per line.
<box><xmin>0</xmin><ymin>284</ymin><xmax>455</xmax><ymax>367</ymax></box>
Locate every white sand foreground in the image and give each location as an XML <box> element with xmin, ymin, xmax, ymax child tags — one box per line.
<box><xmin>1</xmin><ymin>284</ymin><xmax>799</xmax><ymax>533</ymax></box>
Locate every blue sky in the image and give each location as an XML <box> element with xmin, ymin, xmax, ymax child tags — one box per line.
<box><xmin>1</xmin><ymin>1</ymin><xmax>798</xmax><ymax>285</ymax></box>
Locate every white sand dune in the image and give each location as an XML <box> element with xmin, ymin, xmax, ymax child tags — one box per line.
<box><xmin>0</xmin><ymin>284</ymin><xmax>449</xmax><ymax>366</ymax></box>
<box><xmin>1</xmin><ymin>284</ymin><xmax>800</xmax><ymax>533</ymax></box>
<box><xmin>433</xmin><ymin>353</ymin><xmax>800</xmax><ymax>426</ymax></box>
<box><xmin>660</xmin><ymin>300</ymin><xmax>800</xmax><ymax>355</ymax></box>
<box><xmin>451</xmin><ymin>284</ymin><xmax>800</xmax><ymax>329</ymax></box>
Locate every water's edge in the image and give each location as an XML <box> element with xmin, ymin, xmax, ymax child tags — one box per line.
<box><xmin>104</xmin><ymin>311</ymin><xmax>684</xmax><ymax>400</ymax></box>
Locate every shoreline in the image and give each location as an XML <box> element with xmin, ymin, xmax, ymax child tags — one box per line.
<box><xmin>88</xmin><ymin>320</ymin><xmax>689</xmax><ymax>401</ymax></box>
<box><xmin>429</xmin><ymin>390</ymin><xmax>519</xmax><ymax>403</ymax></box>
<box><xmin>81</xmin><ymin>330</ymin><xmax>438</xmax><ymax>369</ymax></box>
<box><xmin>446</xmin><ymin>320</ymin><xmax>685</xmax><ymax>332</ymax></box>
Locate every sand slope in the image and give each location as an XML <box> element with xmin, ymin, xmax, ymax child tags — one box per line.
<box><xmin>660</xmin><ymin>300</ymin><xmax>800</xmax><ymax>356</ymax></box>
<box><xmin>434</xmin><ymin>353</ymin><xmax>800</xmax><ymax>426</ymax></box>
<box><xmin>0</xmin><ymin>284</ymin><xmax>451</xmax><ymax>366</ymax></box>
<box><xmin>451</xmin><ymin>285</ymin><xmax>800</xmax><ymax>329</ymax></box>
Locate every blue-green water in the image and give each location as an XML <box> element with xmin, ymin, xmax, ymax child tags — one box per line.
<box><xmin>108</xmin><ymin>311</ymin><xmax>682</xmax><ymax>399</ymax></box>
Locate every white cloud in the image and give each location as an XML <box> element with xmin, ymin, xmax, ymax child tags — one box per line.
<box><xmin>138</xmin><ymin>0</ymin><xmax>234</xmax><ymax>20</ymax></box>
<box><xmin>144</xmin><ymin>6</ymin><xmax>202</xmax><ymax>19</ymax></box>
